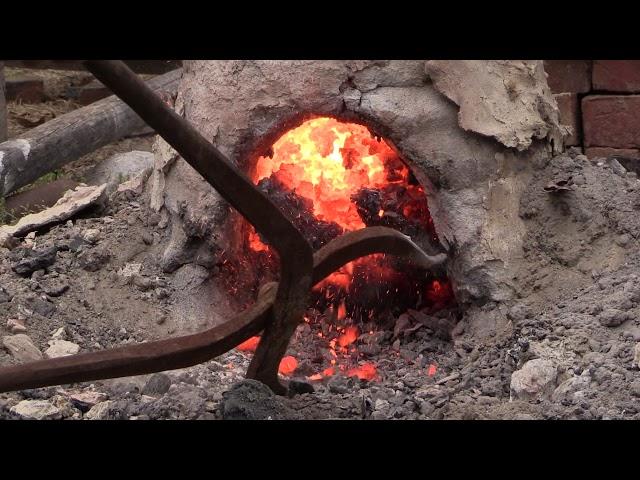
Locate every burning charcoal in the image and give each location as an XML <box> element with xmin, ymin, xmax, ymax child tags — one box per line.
<box><xmin>10</xmin><ymin>246</ymin><xmax>58</xmax><ymax>276</ymax></box>
<box><xmin>287</xmin><ymin>379</ymin><xmax>315</xmax><ymax>397</ymax></box>
<box><xmin>256</xmin><ymin>176</ymin><xmax>343</xmax><ymax>250</ymax></box>
<box><xmin>351</xmin><ymin>188</ymin><xmax>382</xmax><ymax>224</ymax></box>
<box><xmin>327</xmin><ymin>375</ymin><xmax>353</xmax><ymax>394</ymax></box>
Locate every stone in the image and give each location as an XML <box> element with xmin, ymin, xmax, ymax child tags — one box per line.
<box><xmin>554</xmin><ymin>93</ymin><xmax>580</xmax><ymax>146</ymax></box>
<box><xmin>77</xmin><ymin>247</ymin><xmax>110</xmax><ymax>272</ymax></box>
<box><xmin>141</xmin><ymin>232</ymin><xmax>154</xmax><ymax>245</ymax></box>
<box><xmin>10</xmin><ymin>400</ymin><xmax>61</xmax><ymax>420</ymax></box>
<box><xmin>629</xmin><ymin>380</ymin><xmax>640</xmax><ymax>398</ymax></box>
<box><xmin>0</xmin><ymin>185</ymin><xmax>107</xmax><ymax>245</ymax></box>
<box><xmin>42</xmin><ymin>278</ymin><xmax>70</xmax><ymax>297</ymax></box>
<box><xmin>582</xmin><ymin>95</ymin><xmax>640</xmax><ymax>149</ymax></box>
<box><xmin>2</xmin><ymin>334</ymin><xmax>43</xmax><ymax>362</ymax></box>
<box><xmin>23</xmin><ymin>295</ymin><xmax>56</xmax><ymax>318</ymax></box>
<box><xmin>51</xmin><ymin>327</ymin><xmax>66</xmax><ymax>340</ymax></box>
<box><xmin>287</xmin><ymin>379</ymin><xmax>315</xmax><ymax>396</ymax></box>
<box><xmin>598</xmin><ymin>308</ymin><xmax>631</xmax><ymax>327</ymax></box>
<box><xmin>118</xmin><ymin>263</ymin><xmax>142</xmax><ymax>278</ymax></box>
<box><xmin>327</xmin><ymin>375</ymin><xmax>352</xmax><ymax>394</ymax></box>
<box><xmin>543</xmin><ymin>60</ymin><xmax>592</xmax><ymax>94</ymax></box>
<box><xmin>510</xmin><ymin>358</ymin><xmax>557</xmax><ymax>401</ymax></box>
<box><xmin>116</xmin><ymin>169</ymin><xmax>150</xmax><ymax>196</ymax></box>
<box><xmin>10</xmin><ymin>246</ymin><xmax>58</xmax><ymax>276</ymax></box>
<box><xmin>44</xmin><ymin>339</ymin><xmax>80</xmax><ymax>358</ymax></box>
<box><xmin>85</xmin><ymin>401</ymin><xmax>115</xmax><ymax>420</ymax></box>
<box><xmin>85</xmin><ymin>151</ymin><xmax>154</xmax><ymax>192</ymax></box>
<box><xmin>6</xmin><ymin>318</ymin><xmax>27</xmax><ymax>334</ymax></box>
<box><xmin>551</xmin><ymin>373</ymin><xmax>591</xmax><ymax>403</ymax></box>
<box><xmin>133</xmin><ymin>275</ymin><xmax>153</xmax><ymax>291</ymax></box>
<box><xmin>222</xmin><ymin>379</ymin><xmax>297</xmax><ymax>420</ymax></box>
<box><xmin>634</xmin><ymin>343</ymin><xmax>640</xmax><ymax>369</ymax></box>
<box><xmin>67</xmin><ymin>391</ymin><xmax>108</xmax><ymax>412</ymax></box>
<box><xmin>0</xmin><ymin>286</ymin><xmax>12</xmax><ymax>303</ymax></box>
<box><xmin>81</xmin><ymin>228</ymin><xmax>101</xmax><ymax>244</ymax></box>
<box><xmin>593</xmin><ymin>60</ymin><xmax>640</xmax><ymax>93</ymax></box>
<box><xmin>142</xmin><ymin>373</ymin><xmax>172</xmax><ymax>396</ymax></box>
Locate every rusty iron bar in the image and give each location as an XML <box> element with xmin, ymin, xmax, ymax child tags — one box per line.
<box><xmin>0</xmin><ymin>227</ymin><xmax>447</xmax><ymax>393</ymax></box>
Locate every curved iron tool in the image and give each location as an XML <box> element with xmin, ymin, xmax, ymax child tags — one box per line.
<box><xmin>0</xmin><ymin>227</ymin><xmax>446</xmax><ymax>393</ymax></box>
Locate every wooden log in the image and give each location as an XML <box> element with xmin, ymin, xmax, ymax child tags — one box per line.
<box><xmin>0</xmin><ymin>62</ymin><xmax>6</xmax><ymax>142</ymax></box>
<box><xmin>0</xmin><ymin>68</ymin><xmax>181</xmax><ymax>198</ymax></box>
<box><xmin>4</xmin><ymin>60</ymin><xmax>182</xmax><ymax>74</ymax></box>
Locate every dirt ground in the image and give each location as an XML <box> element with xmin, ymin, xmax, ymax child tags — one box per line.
<box><xmin>0</xmin><ymin>146</ymin><xmax>638</xmax><ymax>420</ymax></box>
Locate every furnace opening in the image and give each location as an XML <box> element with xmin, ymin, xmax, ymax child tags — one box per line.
<box><xmin>242</xmin><ymin>116</ymin><xmax>454</xmax><ymax>323</ymax></box>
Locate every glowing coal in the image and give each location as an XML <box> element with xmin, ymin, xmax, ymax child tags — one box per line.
<box><xmin>239</xmin><ymin>116</ymin><xmax>455</xmax><ymax>383</ymax></box>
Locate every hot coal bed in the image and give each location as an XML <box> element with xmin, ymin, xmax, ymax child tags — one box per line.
<box><xmin>225</xmin><ymin>116</ymin><xmax>457</xmax><ymax>382</ymax></box>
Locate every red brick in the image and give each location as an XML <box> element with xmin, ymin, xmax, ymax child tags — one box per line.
<box><xmin>582</xmin><ymin>95</ymin><xmax>640</xmax><ymax>148</ymax></box>
<box><xmin>585</xmin><ymin>147</ymin><xmax>640</xmax><ymax>160</ymax></box>
<box><xmin>544</xmin><ymin>60</ymin><xmax>592</xmax><ymax>94</ymax></box>
<box><xmin>554</xmin><ymin>93</ymin><xmax>581</xmax><ymax>146</ymax></box>
<box><xmin>76</xmin><ymin>80</ymin><xmax>110</xmax><ymax>106</ymax></box>
<box><xmin>593</xmin><ymin>60</ymin><xmax>640</xmax><ymax>93</ymax></box>
<box><xmin>5</xmin><ymin>76</ymin><xmax>44</xmax><ymax>103</ymax></box>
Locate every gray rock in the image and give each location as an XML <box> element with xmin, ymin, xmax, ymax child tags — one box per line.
<box><xmin>10</xmin><ymin>399</ymin><xmax>62</xmax><ymax>420</ymax></box>
<box><xmin>609</xmin><ymin>158</ymin><xmax>627</xmax><ymax>177</ymax></box>
<box><xmin>10</xmin><ymin>246</ymin><xmax>58</xmax><ymax>276</ymax></box>
<box><xmin>598</xmin><ymin>308</ymin><xmax>631</xmax><ymax>327</ymax></box>
<box><xmin>222</xmin><ymin>379</ymin><xmax>296</xmax><ymax>420</ymax></box>
<box><xmin>85</xmin><ymin>151</ymin><xmax>154</xmax><ymax>192</ymax></box>
<box><xmin>142</xmin><ymin>373</ymin><xmax>172</xmax><ymax>396</ymax></box>
<box><xmin>510</xmin><ymin>358</ymin><xmax>557</xmax><ymax>401</ymax></box>
<box><xmin>85</xmin><ymin>401</ymin><xmax>115</xmax><ymax>420</ymax></box>
<box><xmin>630</xmin><ymin>381</ymin><xmax>640</xmax><ymax>398</ymax></box>
<box><xmin>287</xmin><ymin>379</ymin><xmax>315</xmax><ymax>396</ymax></box>
<box><xmin>66</xmin><ymin>391</ymin><xmax>108</xmax><ymax>412</ymax></box>
<box><xmin>77</xmin><ymin>246</ymin><xmax>110</xmax><ymax>272</ymax></box>
<box><xmin>23</xmin><ymin>295</ymin><xmax>56</xmax><ymax>318</ymax></box>
<box><xmin>7</xmin><ymin>318</ymin><xmax>27</xmax><ymax>334</ymax></box>
<box><xmin>2</xmin><ymin>334</ymin><xmax>43</xmax><ymax>362</ymax></box>
<box><xmin>551</xmin><ymin>373</ymin><xmax>591</xmax><ymax>403</ymax></box>
<box><xmin>42</xmin><ymin>278</ymin><xmax>70</xmax><ymax>297</ymax></box>
<box><xmin>327</xmin><ymin>375</ymin><xmax>352</xmax><ymax>394</ymax></box>
<box><xmin>141</xmin><ymin>232</ymin><xmax>154</xmax><ymax>245</ymax></box>
<box><xmin>634</xmin><ymin>343</ymin><xmax>640</xmax><ymax>368</ymax></box>
<box><xmin>44</xmin><ymin>340</ymin><xmax>80</xmax><ymax>358</ymax></box>
<box><xmin>81</xmin><ymin>228</ymin><xmax>101</xmax><ymax>244</ymax></box>
<box><xmin>0</xmin><ymin>286</ymin><xmax>12</xmax><ymax>303</ymax></box>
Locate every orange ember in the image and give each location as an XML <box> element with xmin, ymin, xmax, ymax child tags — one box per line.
<box><xmin>347</xmin><ymin>363</ymin><xmax>378</xmax><ymax>381</ymax></box>
<box><xmin>278</xmin><ymin>356</ymin><xmax>298</xmax><ymax>375</ymax></box>
<box><xmin>337</xmin><ymin>326</ymin><xmax>358</xmax><ymax>348</ymax></box>
<box><xmin>254</xmin><ymin>117</ymin><xmax>403</xmax><ymax>233</ymax></box>
<box><xmin>236</xmin><ymin>336</ymin><xmax>260</xmax><ymax>352</ymax></box>
<box><xmin>427</xmin><ymin>364</ymin><xmax>437</xmax><ymax>376</ymax></box>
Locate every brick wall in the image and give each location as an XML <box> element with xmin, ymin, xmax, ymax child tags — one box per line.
<box><xmin>544</xmin><ymin>60</ymin><xmax>640</xmax><ymax>167</ymax></box>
